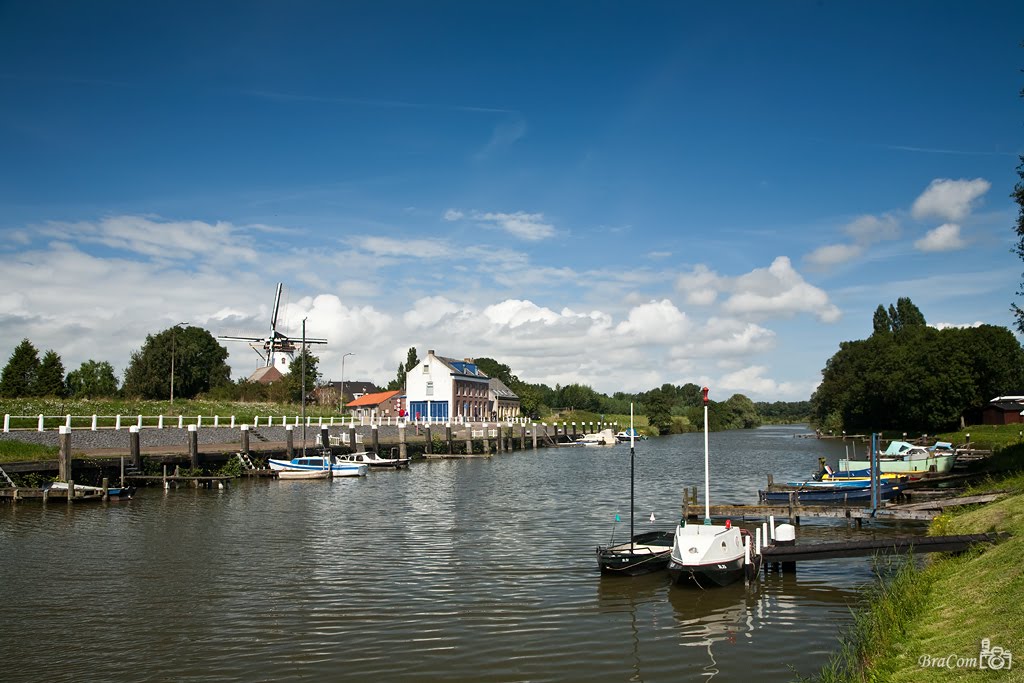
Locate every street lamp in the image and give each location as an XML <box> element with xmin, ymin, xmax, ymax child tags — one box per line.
<box><xmin>170</xmin><ymin>322</ymin><xmax>187</xmax><ymax>405</ymax></box>
<box><xmin>340</xmin><ymin>352</ymin><xmax>355</xmax><ymax>413</ymax></box>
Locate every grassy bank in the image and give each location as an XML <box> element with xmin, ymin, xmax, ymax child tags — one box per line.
<box><xmin>0</xmin><ymin>440</ymin><xmax>57</xmax><ymax>463</ymax></box>
<box><xmin>818</xmin><ymin>446</ymin><xmax>1024</xmax><ymax>682</ymax></box>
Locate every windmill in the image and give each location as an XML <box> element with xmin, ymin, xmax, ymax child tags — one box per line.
<box><xmin>218</xmin><ymin>283</ymin><xmax>328</xmax><ymax>381</ymax></box>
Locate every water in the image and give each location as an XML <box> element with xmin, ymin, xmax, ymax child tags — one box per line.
<box><xmin>0</xmin><ymin>426</ymin><xmax>919</xmax><ymax>682</ymax></box>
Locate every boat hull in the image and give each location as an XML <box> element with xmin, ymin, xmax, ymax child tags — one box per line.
<box><xmin>268</xmin><ymin>458</ymin><xmax>368</xmax><ymax>477</ymax></box>
<box><xmin>277</xmin><ymin>469</ymin><xmax>330</xmax><ymax>480</ymax></box>
<box><xmin>667</xmin><ymin>554</ymin><xmax>745</xmax><ymax>587</ymax></box>
<box><xmin>840</xmin><ymin>453</ymin><xmax>956</xmax><ymax>474</ymax></box>
<box><xmin>596</xmin><ymin>531</ymin><xmax>674</xmax><ymax>576</ymax></box>
<box><xmin>759</xmin><ymin>483</ymin><xmax>899</xmax><ymax>504</ymax></box>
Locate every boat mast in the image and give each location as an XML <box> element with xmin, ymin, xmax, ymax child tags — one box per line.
<box><xmin>630</xmin><ymin>403</ymin><xmax>635</xmax><ymax>551</ymax></box>
<box><xmin>703</xmin><ymin>386</ymin><xmax>711</xmax><ymax>525</ymax></box>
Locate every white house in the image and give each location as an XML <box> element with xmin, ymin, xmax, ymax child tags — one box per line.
<box><xmin>405</xmin><ymin>350</ymin><xmax>492</xmax><ymax>422</ymax></box>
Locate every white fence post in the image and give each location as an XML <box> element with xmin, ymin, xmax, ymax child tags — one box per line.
<box><xmin>3</xmin><ymin>414</ymin><xmax>9</xmax><ymax>432</ymax></box>
<box><xmin>230</xmin><ymin>415</ymin><xmax>235</xmax><ymax>428</ymax></box>
<box><xmin>137</xmin><ymin>414</ymin><xmax>143</xmax><ymax>428</ymax></box>
<box><xmin>254</xmin><ymin>416</ymin><xmax>259</xmax><ymax>427</ymax></box>
<box><xmin>178</xmin><ymin>415</ymin><xmax>184</xmax><ymax>429</ymax></box>
<box><xmin>197</xmin><ymin>415</ymin><xmax>203</xmax><ymax>428</ymax></box>
<box><xmin>92</xmin><ymin>414</ymin><xmax>98</xmax><ymax>431</ymax></box>
<box><xmin>214</xmin><ymin>415</ymin><xmax>219</xmax><ymax>428</ymax></box>
<box><xmin>115</xmin><ymin>414</ymin><xmax>121</xmax><ymax>431</ymax></box>
<box><xmin>158</xmin><ymin>414</ymin><xmax>164</xmax><ymax>429</ymax></box>
<box><xmin>65</xmin><ymin>414</ymin><xmax>71</xmax><ymax>429</ymax></box>
<box><xmin>37</xmin><ymin>414</ymin><xmax>44</xmax><ymax>431</ymax></box>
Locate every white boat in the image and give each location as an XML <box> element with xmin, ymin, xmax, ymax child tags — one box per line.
<box><xmin>277</xmin><ymin>469</ymin><xmax>331</xmax><ymax>480</ymax></box>
<box><xmin>576</xmin><ymin>429</ymin><xmax>617</xmax><ymax>446</ymax></box>
<box><xmin>615</xmin><ymin>428</ymin><xmax>646</xmax><ymax>442</ymax></box>
<box><xmin>268</xmin><ymin>455</ymin><xmax>368</xmax><ymax>477</ymax></box>
<box><xmin>840</xmin><ymin>440</ymin><xmax>957</xmax><ymax>475</ymax></box>
<box><xmin>335</xmin><ymin>451</ymin><xmax>409</xmax><ymax>469</ymax></box>
<box><xmin>667</xmin><ymin>387</ymin><xmax>747</xmax><ymax>588</ymax></box>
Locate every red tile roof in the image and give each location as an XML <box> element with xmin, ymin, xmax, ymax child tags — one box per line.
<box><xmin>346</xmin><ymin>389</ymin><xmax>402</xmax><ymax>407</ymax></box>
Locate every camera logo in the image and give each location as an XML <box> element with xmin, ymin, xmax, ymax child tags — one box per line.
<box><xmin>979</xmin><ymin>638</ymin><xmax>1013</xmax><ymax>671</ymax></box>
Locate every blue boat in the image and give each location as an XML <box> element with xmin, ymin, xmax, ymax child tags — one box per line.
<box><xmin>268</xmin><ymin>455</ymin><xmax>367</xmax><ymax>477</ymax></box>
<box><xmin>759</xmin><ymin>481</ymin><xmax>900</xmax><ymax>504</ymax></box>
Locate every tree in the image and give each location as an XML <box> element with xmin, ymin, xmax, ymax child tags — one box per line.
<box><xmin>34</xmin><ymin>350</ymin><xmax>67</xmax><ymax>397</ymax></box>
<box><xmin>872</xmin><ymin>305</ymin><xmax>891</xmax><ymax>335</ymax></box>
<box><xmin>895</xmin><ymin>297</ymin><xmax>926</xmax><ymax>329</ymax></box>
<box><xmin>285</xmin><ymin>347</ymin><xmax>321</xmax><ymax>403</ymax></box>
<box><xmin>0</xmin><ymin>339</ymin><xmax>40</xmax><ymax>397</ymax></box>
<box><xmin>1013</xmin><ymin>154</ymin><xmax>1024</xmax><ymax>333</ymax></box>
<box><xmin>122</xmin><ymin>325</ymin><xmax>231</xmax><ymax>399</ymax></box>
<box><xmin>66</xmin><ymin>360</ymin><xmax>119</xmax><ymax>397</ymax></box>
<box><xmin>388</xmin><ymin>347</ymin><xmax>419</xmax><ymax>391</ymax></box>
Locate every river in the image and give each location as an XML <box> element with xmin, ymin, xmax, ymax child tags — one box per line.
<box><xmin>0</xmin><ymin>425</ymin><xmax>921</xmax><ymax>682</ymax></box>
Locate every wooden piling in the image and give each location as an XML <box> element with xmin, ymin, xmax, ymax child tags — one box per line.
<box><xmin>102</xmin><ymin>477</ymin><xmax>109</xmax><ymax>501</ymax></box>
<box><xmin>495</xmin><ymin>426</ymin><xmax>502</xmax><ymax>453</ymax></box>
<box><xmin>286</xmin><ymin>425</ymin><xmax>294</xmax><ymax>458</ymax></box>
<box><xmin>126</xmin><ymin>425</ymin><xmax>141</xmax><ymax>472</ymax></box>
<box><xmin>66</xmin><ymin>479</ymin><xmax>74</xmax><ymax>504</ymax></box>
<box><xmin>240</xmin><ymin>424</ymin><xmax>250</xmax><ymax>454</ymax></box>
<box><xmin>399</xmin><ymin>424</ymin><xmax>408</xmax><ymax>460</ymax></box>
<box><xmin>532</xmin><ymin>424</ymin><xmax>538</xmax><ymax>450</ymax></box>
<box><xmin>348</xmin><ymin>426</ymin><xmax>357</xmax><ymax>451</ymax></box>
<box><xmin>372</xmin><ymin>426</ymin><xmax>380</xmax><ymax>454</ymax></box>
<box><xmin>445</xmin><ymin>425</ymin><xmax>453</xmax><ymax>454</ymax></box>
<box><xmin>58</xmin><ymin>426</ymin><xmax>72</xmax><ymax>482</ymax></box>
<box><xmin>425</xmin><ymin>425</ymin><xmax>433</xmax><ymax>454</ymax></box>
<box><xmin>320</xmin><ymin>427</ymin><xmax>330</xmax><ymax>454</ymax></box>
<box><xmin>188</xmin><ymin>425</ymin><xmax>199</xmax><ymax>468</ymax></box>
<box><xmin>465</xmin><ymin>429</ymin><xmax>473</xmax><ymax>455</ymax></box>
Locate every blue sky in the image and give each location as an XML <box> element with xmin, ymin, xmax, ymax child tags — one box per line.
<box><xmin>1</xmin><ymin>1</ymin><xmax>1022</xmax><ymax>400</ymax></box>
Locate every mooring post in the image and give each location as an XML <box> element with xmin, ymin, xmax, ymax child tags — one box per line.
<box><xmin>425</xmin><ymin>425</ymin><xmax>433</xmax><ymax>454</ymax></box>
<box><xmin>162</xmin><ymin>464</ymin><xmax>168</xmax><ymax>489</ymax></box>
<box><xmin>129</xmin><ymin>425</ymin><xmax>141</xmax><ymax>473</ymax></box>
<box><xmin>188</xmin><ymin>424</ymin><xmax>199</xmax><ymax>469</ymax></box>
<box><xmin>531</xmin><ymin>424</ymin><xmax>538</xmax><ymax>450</ymax></box>
<box><xmin>465</xmin><ymin>428</ymin><xmax>473</xmax><ymax>455</ymax></box>
<box><xmin>445</xmin><ymin>424</ymin><xmax>452</xmax><ymax>454</ymax></box>
<box><xmin>398</xmin><ymin>423</ymin><xmax>407</xmax><ymax>461</ymax></box>
<box><xmin>102</xmin><ymin>477</ymin><xmax>109</xmax><ymax>501</ymax></box>
<box><xmin>320</xmin><ymin>427</ymin><xmax>330</xmax><ymax>454</ymax></box>
<box><xmin>482</xmin><ymin>424</ymin><xmax>490</xmax><ymax>454</ymax></box>
<box><xmin>495</xmin><ymin>425</ymin><xmax>502</xmax><ymax>453</ymax></box>
<box><xmin>348</xmin><ymin>426</ymin><xmax>357</xmax><ymax>451</ymax></box>
<box><xmin>66</xmin><ymin>479</ymin><xmax>74</xmax><ymax>505</ymax></box>
<box><xmin>240</xmin><ymin>424</ymin><xmax>250</xmax><ymax>455</ymax></box>
<box><xmin>520</xmin><ymin>423</ymin><xmax>526</xmax><ymax>450</ymax></box>
<box><xmin>372</xmin><ymin>425</ymin><xmax>380</xmax><ymax>454</ymax></box>
<box><xmin>58</xmin><ymin>426</ymin><xmax>72</xmax><ymax>482</ymax></box>
<box><xmin>285</xmin><ymin>425</ymin><xmax>294</xmax><ymax>458</ymax></box>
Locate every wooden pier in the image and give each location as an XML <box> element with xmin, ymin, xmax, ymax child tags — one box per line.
<box><xmin>761</xmin><ymin>532</ymin><xmax>1008</xmax><ymax>562</ymax></box>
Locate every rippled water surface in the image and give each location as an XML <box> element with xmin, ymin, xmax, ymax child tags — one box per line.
<box><xmin>0</xmin><ymin>427</ymin><xmax>922</xmax><ymax>682</ymax></box>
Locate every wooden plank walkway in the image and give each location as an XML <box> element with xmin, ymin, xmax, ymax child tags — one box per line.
<box><xmin>692</xmin><ymin>503</ymin><xmax>938</xmax><ymax>522</ymax></box>
<box><xmin>762</xmin><ymin>532</ymin><xmax>1008</xmax><ymax>562</ymax></box>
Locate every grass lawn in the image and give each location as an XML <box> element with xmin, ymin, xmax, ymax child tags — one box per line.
<box><xmin>0</xmin><ymin>440</ymin><xmax>57</xmax><ymax>463</ymax></box>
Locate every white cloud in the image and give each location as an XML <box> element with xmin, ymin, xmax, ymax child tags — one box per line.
<box><xmin>614</xmin><ymin>299</ymin><xmax>691</xmax><ymax>344</ymax></box>
<box><xmin>483</xmin><ymin>299</ymin><xmax>560</xmax><ymax>327</ymax></box>
<box><xmin>676</xmin><ymin>264</ymin><xmax>722</xmax><ymax>305</ymax></box>
<box><xmin>931</xmin><ymin>321</ymin><xmax>985</xmax><ymax>330</ymax></box>
<box><xmin>724</xmin><ymin>257</ymin><xmax>841</xmax><ymax>323</ymax></box>
<box><xmin>356</xmin><ymin>236</ymin><xmax>452</xmax><ymax>259</ymax></box>
<box><xmin>844</xmin><ymin>213</ymin><xmax>899</xmax><ymax>242</ymax></box>
<box><xmin>443</xmin><ymin>209</ymin><xmax>464</xmax><ymax>221</ymax></box>
<box><xmin>805</xmin><ymin>243</ymin><xmax>864</xmax><ymax>267</ymax></box>
<box><xmin>717</xmin><ymin>365</ymin><xmax>807</xmax><ymax>400</ymax></box>
<box><xmin>914</xmin><ymin>223</ymin><xmax>966</xmax><ymax>252</ymax></box>
<box><xmin>476</xmin><ymin>211</ymin><xmax>555</xmax><ymax>241</ymax></box>
<box><xmin>911</xmin><ymin>178</ymin><xmax>991</xmax><ymax>221</ymax></box>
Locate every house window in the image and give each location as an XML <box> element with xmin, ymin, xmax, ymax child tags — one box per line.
<box><xmin>423</xmin><ymin>364</ymin><xmax>429</xmax><ymax>374</ymax></box>
<box><xmin>426</xmin><ymin>381</ymin><xmax>434</xmax><ymax>396</ymax></box>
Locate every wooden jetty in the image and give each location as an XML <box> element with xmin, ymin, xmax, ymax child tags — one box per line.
<box><xmin>761</xmin><ymin>532</ymin><xmax>1008</xmax><ymax>562</ymax></box>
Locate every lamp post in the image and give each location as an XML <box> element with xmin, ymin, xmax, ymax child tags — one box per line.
<box><xmin>340</xmin><ymin>352</ymin><xmax>354</xmax><ymax>414</ymax></box>
<box><xmin>170</xmin><ymin>322</ymin><xmax>187</xmax><ymax>405</ymax></box>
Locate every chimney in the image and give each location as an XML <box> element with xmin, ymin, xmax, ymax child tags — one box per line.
<box><xmin>428</xmin><ymin>349</ymin><xmax>435</xmax><ymax>356</ymax></box>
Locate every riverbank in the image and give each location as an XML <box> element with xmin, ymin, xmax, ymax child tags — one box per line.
<box><xmin>819</xmin><ymin>447</ymin><xmax>1024</xmax><ymax>681</ymax></box>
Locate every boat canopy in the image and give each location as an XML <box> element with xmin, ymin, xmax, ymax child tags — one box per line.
<box><xmin>882</xmin><ymin>440</ymin><xmax>915</xmax><ymax>456</ymax></box>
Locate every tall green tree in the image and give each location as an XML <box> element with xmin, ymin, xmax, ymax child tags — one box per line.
<box><xmin>872</xmin><ymin>305</ymin><xmax>892</xmax><ymax>335</ymax></box>
<box><xmin>34</xmin><ymin>350</ymin><xmax>67</xmax><ymax>397</ymax></box>
<box><xmin>387</xmin><ymin>347</ymin><xmax>419</xmax><ymax>391</ymax></box>
<box><xmin>1013</xmin><ymin>154</ymin><xmax>1024</xmax><ymax>333</ymax></box>
<box><xmin>286</xmin><ymin>347</ymin><xmax>321</xmax><ymax>402</ymax></box>
<box><xmin>66</xmin><ymin>360</ymin><xmax>120</xmax><ymax>397</ymax></box>
<box><xmin>0</xmin><ymin>339</ymin><xmax>41</xmax><ymax>397</ymax></box>
<box><xmin>122</xmin><ymin>325</ymin><xmax>231</xmax><ymax>399</ymax></box>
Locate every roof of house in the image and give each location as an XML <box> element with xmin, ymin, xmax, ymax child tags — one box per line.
<box><xmin>322</xmin><ymin>380</ymin><xmax>379</xmax><ymax>395</ymax></box>
<box><xmin>489</xmin><ymin>377</ymin><xmax>519</xmax><ymax>400</ymax></box>
<box><xmin>986</xmin><ymin>399</ymin><xmax>1024</xmax><ymax>413</ymax></box>
<box><xmin>347</xmin><ymin>389</ymin><xmax>402</xmax><ymax>408</ymax></box>
<box><xmin>435</xmin><ymin>355</ymin><xmax>490</xmax><ymax>380</ymax></box>
<box><xmin>248</xmin><ymin>366</ymin><xmax>285</xmax><ymax>384</ymax></box>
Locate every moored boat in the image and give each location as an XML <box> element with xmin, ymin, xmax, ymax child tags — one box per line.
<box><xmin>759</xmin><ymin>481</ymin><xmax>900</xmax><ymax>504</ymax></box>
<box><xmin>667</xmin><ymin>387</ymin><xmax>747</xmax><ymax>588</ymax></box>
<box><xmin>840</xmin><ymin>442</ymin><xmax>957</xmax><ymax>475</ymax></box>
<box><xmin>268</xmin><ymin>455</ymin><xmax>368</xmax><ymax>477</ymax></box>
<box><xmin>597</xmin><ymin>530</ymin><xmax>675</xmax><ymax>575</ymax></box>
<box><xmin>335</xmin><ymin>450</ymin><xmax>409</xmax><ymax>469</ymax></box>
<box><xmin>277</xmin><ymin>469</ymin><xmax>331</xmax><ymax>480</ymax></box>
<box><xmin>47</xmin><ymin>481</ymin><xmax>136</xmax><ymax>498</ymax></box>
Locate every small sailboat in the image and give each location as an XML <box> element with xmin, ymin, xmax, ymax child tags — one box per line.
<box><xmin>596</xmin><ymin>405</ymin><xmax>673</xmax><ymax>575</ymax></box>
<box><xmin>667</xmin><ymin>387</ymin><xmax>746</xmax><ymax>588</ymax></box>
